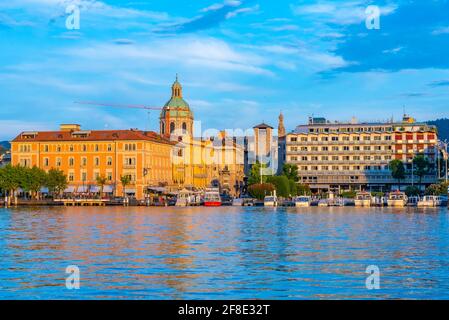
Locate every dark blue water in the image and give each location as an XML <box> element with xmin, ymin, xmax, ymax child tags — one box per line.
<box><xmin>1</xmin><ymin>206</ymin><xmax>449</xmax><ymax>299</ymax></box>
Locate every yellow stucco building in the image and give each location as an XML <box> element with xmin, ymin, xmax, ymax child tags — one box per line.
<box><xmin>11</xmin><ymin>125</ymin><xmax>174</xmax><ymax>199</ymax></box>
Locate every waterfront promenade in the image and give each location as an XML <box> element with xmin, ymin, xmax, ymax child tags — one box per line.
<box><xmin>1</xmin><ymin>206</ymin><xmax>449</xmax><ymax>299</ymax></box>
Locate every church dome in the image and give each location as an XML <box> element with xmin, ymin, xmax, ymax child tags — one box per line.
<box><xmin>160</xmin><ymin>76</ymin><xmax>193</xmax><ymax>119</ymax></box>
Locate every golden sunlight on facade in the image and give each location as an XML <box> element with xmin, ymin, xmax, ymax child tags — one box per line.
<box><xmin>11</xmin><ymin>77</ymin><xmax>245</xmax><ymax>199</ymax></box>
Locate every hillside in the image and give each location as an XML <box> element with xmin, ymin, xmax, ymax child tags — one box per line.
<box><xmin>0</xmin><ymin>141</ymin><xmax>10</xmax><ymax>155</ymax></box>
<box><xmin>427</xmin><ymin>118</ymin><xmax>449</xmax><ymax>141</ymax></box>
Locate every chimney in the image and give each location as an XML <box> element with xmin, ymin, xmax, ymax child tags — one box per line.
<box><xmin>60</xmin><ymin>124</ymin><xmax>81</xmax><ymax>132</ymax></box>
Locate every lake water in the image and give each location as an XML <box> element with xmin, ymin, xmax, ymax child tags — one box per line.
<box><xmin>1</xmin><ymin>206</ymin><xmax>449</xmax><ymax>299</ymax></box>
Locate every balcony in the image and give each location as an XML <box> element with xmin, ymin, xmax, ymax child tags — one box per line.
<box><xmin>123</xmin><ymin>164</ymin><xmax>136</xmax><ymax>169</ymax></box>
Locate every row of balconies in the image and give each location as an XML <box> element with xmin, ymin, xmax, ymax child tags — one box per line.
<box><xmin>286</xmin><ymin>140</ymin><xmax>393</xmax><ymax>145</ymax></box>
<box><xmin>289</xmin><ymin>160</ymin><xmax>390</xmax><ymax>165</ymax></box>
<box><xmin>287</xmin><ymin>150</ymin><xmax>393</xmax><ymax>155</ymax></box>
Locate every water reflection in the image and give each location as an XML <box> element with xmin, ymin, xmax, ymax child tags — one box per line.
<box><xmin>0</xmin><ymin>206</ymin><xmax>448</xmax><ymax>299</ymax></box>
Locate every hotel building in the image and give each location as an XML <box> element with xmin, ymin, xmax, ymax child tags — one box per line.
<box><xmin>285</xmin><ymin>115</ymin><xmax>438</xmax><ymax>193</ymax></box>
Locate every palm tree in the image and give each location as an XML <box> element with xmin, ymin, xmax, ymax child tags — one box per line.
<box><xmin>120</xmin><ymin>175</ymin><xmax>131</xmax><ymax>203</ymax></box>
<box><xmin>96</xmin><ymin>175</ymin><xmax>107</xmax><ymax>198</ymax></box>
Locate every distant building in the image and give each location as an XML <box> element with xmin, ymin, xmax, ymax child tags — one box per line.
<box><xmin>285</xmin><ymin>115</ymin><xmax>439</xmax><ymax>193</ymax></box>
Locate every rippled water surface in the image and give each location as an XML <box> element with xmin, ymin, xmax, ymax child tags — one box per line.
<box><xmin>1</xmin><ymin>206</ymin><xmax>449</xmax><ymax>299</ymax></box>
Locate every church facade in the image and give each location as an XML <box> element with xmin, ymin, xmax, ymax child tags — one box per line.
<box><xmin>160</xmin><ymin>77</ymin><xmax>245</xmax><ymax>196</ymax></box>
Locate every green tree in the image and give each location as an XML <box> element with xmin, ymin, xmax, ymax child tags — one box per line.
<box><xmin>247</xmin><ymin>161</ymin><xmax>268</xmax><ymax>186</ymax></box>
<box><xmin>288</xmin><ymin>179</ymin><xmax>298</xmax><ymax>197</ymax></box>
<box><xmin>248</xmin><ymin>183</ymin><xmax>275</xmax><ymax>200</ymax></box>
<box><xmin>405</xmin><ymin>185</ymin><xmax>420</xmax><ymax>197</ymax></box>
<box><xmin>46</xmin><ymin>169</ymin><xmax>67</xmax><ymax>197</ymax></box>
<box><xmin>282</xmin><ymin>163</ymin><xmax>299</xmax><ymax>182</ymax></box>
<box><xmin>96</xmin><ymin>175</ymin><xmax>108</xmax><ymax>197</ymax></box>
<box><xmin>120</xmin><ymin>175</ymin><xmax>131</xmax><ymax>198</ymax></box>
<box><xmin>341</xmin><ymin>190</ymin><xmax>357</xmax><ymax>199</ymax></box>
<box><xmin>21</xmin><ymin>166</ymin><xmax>47</xmax><ymax>199</ymax></box>
<box><xmin>389</xmin><ymin>159</ymin><xmax>406</xmax><ymax>188</ymax></box>
<box><xmin>413</xmin><ymin>154</ymin><xmax>430</xmax><ymax>186</ymax></box>
<box><xmin>266</xmin><ymin>175</ymin><xmax>290</xmax><ymax>197</ymax></box>
<box><xmin>0</xmin><ymin>165</ymin><xmax>22</xmax><ymax>205</ymax></box>
<box><xmin>297</xmin><ymin>184</ymin><xmax>311</xmax><ymax>196</ymax></box>
<box><xmin>425</xmin><ymin>181</ymin><xmax>449</xmax><ymax>196</ymax></box>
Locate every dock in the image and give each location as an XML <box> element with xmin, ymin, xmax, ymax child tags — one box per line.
<box><xmin>54</xmin><ymin>199</ymin><xmax>108</xmax><ymax>206</ymax></box>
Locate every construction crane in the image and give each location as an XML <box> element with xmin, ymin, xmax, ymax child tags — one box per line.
<box><xmin>74</xmin><ymin>101</ymin><xmax>166</xmax><ymax>131</ymax></box>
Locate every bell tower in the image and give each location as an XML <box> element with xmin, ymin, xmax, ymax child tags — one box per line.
<box><xmin>278</xmin><ymin>111</ymin><xmax>286</xmax><ymax>137</ymax></box>
<box><xmin>159</xmin><ymin>75</ymin><xmax>194</xmax><ymax>139</ymax></box>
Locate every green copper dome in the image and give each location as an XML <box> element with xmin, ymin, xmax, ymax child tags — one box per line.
<box><xmin>160</xmin><ymin>76</ymin><xmax>193</xmax><ymax>119</ymax></box>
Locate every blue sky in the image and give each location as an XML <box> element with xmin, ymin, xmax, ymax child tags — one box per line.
<box><xmin>1</xmin><ymin>0</ymin><xmax>449</xmax><ymax>139</ymax></box>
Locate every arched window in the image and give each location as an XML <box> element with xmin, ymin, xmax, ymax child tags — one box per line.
<box><xmin>182</xmin><ymin>122</ymin><xmax>187</xmax><ymax>133</ymax></box>
<box><xmin>161</xmin><ymin>122</ymin><xmax>165</xmax><ymax>134</ymax></box>
<box><xmin>170</xmin><ymin>122</ymin><xmax>175</xmax><ymax>134</ymax></box>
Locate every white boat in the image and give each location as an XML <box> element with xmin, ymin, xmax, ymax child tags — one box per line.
<box><xmin>264</xmin><ymin>195</ymin><xmax>278</xmax><ymax>207</ymax></box>
<box><xmin>318</xmin><ymin>199</ymin><xmax>328</xmax><ymax>207</ymax></box>
<box><xmin>295</xmin><ymin>196</ymin><xmax>311</xmax><ymax>207</ymax></box>
<box><xmin>232</xmin><ymin>198</ymin><xmax>243</xmax><ymax>206</ymax></box>
<box><xmin>175</xmin><ymin>188</ymin><xmax>192</xmax><ymax>207</ymax></box>
<box><xmin>387</xmin><ymin>191</ymin><xmax>408</xmax><ymax>207</ymax></box>
<box><xmin>204</xmin><ymin>187</ymin><xmax>222</xmax><ymax>206</ymax></box>
<box><xmin>418</xmin><ymin>195</ymin><xmax>447</xmax><ymax>207</ymax></box>
<box><xmin>354</xmin><ymin>192</ymin><xmax>372</xmax><ymax>207</ymax></box>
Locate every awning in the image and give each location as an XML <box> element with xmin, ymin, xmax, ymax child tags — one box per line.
<box><xmin>125</xmin><ymin>188</ymin><xmax>136</xmax><ymax>194</ymax></box>
<box><xmin>90</xmin><ymin>186</ymin><xmax>100</xmax><ymax>193</ymax></box>
<box><xmin>103</xmin><ymin>185</ymin><xmax>114</xmax><ymax>193</ymax></box>
<box><xmin>40</xmin><ymin>187</ymin><xmax>49</xmax><ymax>193</ymax></box>
<box><xmin>147</xmin><ymin>187</ymin><xmax>166</xmax><ymax>193</ymax></box>
<box><xmin>64</xmin><ymin>186</ymin><xmax>75</xmax><ymax>193</ymax></box>
<box><xmin>77</xmin><ymin>186</ymin><xmax>89</xmax><ymax>193</ymax></box>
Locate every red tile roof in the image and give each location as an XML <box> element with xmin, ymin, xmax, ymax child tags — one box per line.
<box><xmin>12</xmin><ymin>129</ymin><xmax>175</xmax><ymax>145</ymax></box>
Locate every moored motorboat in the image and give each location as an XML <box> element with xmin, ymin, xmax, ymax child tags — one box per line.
<box><xmin>318</xmin><ymin>199</ymin><xmax>328</xmax><ymax>207</ymax></box>
<box><xmin>387</xmin><ymin>191</ymin><xmax>408</xmax><ymax>207</ymax></box>
<box><xmin>294</xmin><ymin>195</ymin><xmax>311</xmax><ymax>207</ymax></box>
<box><xmin>204</xmin><ymin>188</ymin><xmax>222</xmax><ymax>207</ymax></box>
<box><xmin>354</xmin><ymin>192</ymin><xmax>372</xmax><ymax>207</ymax></box>
<box><xmin>418</xmin><ymin>195</ymin><xmax>437</xmax><ymax>207</ymax></box>
<box><xmin>264</xmin><ymin>195</ymin><xmax>278</xmax><ymax>207</ymax></box>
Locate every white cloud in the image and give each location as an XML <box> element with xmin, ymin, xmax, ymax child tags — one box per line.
<box><xmin>382</xmin><ymin>46</ymin><xmax>404</xmax><ymax>54</ymax></box>
<box><xmin>291</xmin><ymin>1</ymin><xmax>397</xmax><ymax>25</ymax></box>
<box><xmin>66</xmin><ymin>37</ymin><xmax>274</xmax><ymax>76</ymax></box>
<box><xmin>432</xmin><ymin>26</ymin><xmax>449</xmax><ymax>35</ymax></box>
<box><xmin>226</xmin><ymin>4</ymin><xmax>260</xmax><ymax>19</ymax></box>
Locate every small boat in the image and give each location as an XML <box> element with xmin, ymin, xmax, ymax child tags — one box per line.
<box><xmin>318</xmin><ymin>199</ymin><xmax>328</xmax><ymax>207</ymax></box>
<box><xmin>220</xmin><ymin>194</ymin><xmax>233</xmax><ymax>206</ymax></box>
<box><xmin>387</xmin><ymin>191</ymin><xmax>408</xmax><ymax>207</ymax></box>
<box><xmin>417</xmin><ymin>195</ymin><xmax>445</xmax><ymax>207</ymax></box>
<box><xmin>232</xmin><ymin>198</ymin><xmax>243</xmax><ymax>206</ymax></box>
<box><xmin>204</xmin><ymin>188</ymin><xmax>222</xmax><ymax>207</ymax></box>
<box><xmin>264</xmin><ymin>195</ymin><xmax>278</xmax><ymax>207</ymax></box>
<box><xmin>354</xmin><ymin>192</ymin><xmax>372</xmax><ymax>207</ymax></box>
<box><xmin>295</xmin><ymin>195</ymin><xmax>311</xmax><ymax>207</ymax></box>
<box><xmin>175</xmin><ymin>188</ymin><xmax>192</xmax><ymax>207</ymax></box>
